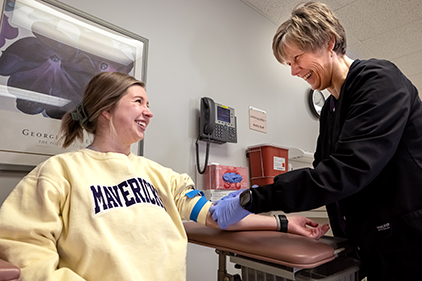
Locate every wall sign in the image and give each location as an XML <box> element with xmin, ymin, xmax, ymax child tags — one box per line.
<box><xmin>249</xmin><ymin>106</ymin><xmax>267</xmax><ymax>133</ymax></box>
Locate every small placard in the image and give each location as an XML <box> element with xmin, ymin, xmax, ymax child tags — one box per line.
<box><xmin>273</xmin><ymin>156</ymin><xmax>286</xmax><ymax>171</ymax></box>
<box><xmin>249</xmin><ymin>106</ymin><xmax>267</xmax><ymax>133</ymax></box>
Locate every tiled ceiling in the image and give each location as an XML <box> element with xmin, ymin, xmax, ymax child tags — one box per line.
<box><xmin>241</xmin><ymin>0</ymin><xmax>422</xmax><ymax>98</ymax></box>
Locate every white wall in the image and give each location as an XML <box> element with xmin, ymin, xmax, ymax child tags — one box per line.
<box><xmin>0</xmin><ymin>0</ymin><xmax>320</xmax><ymax>280</ymax></box>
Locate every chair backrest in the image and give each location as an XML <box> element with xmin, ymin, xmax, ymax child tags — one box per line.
<box><xmin>0</xmin><ymin>259</ymin><xmax>20</xmax><ymax>281</ymax></box>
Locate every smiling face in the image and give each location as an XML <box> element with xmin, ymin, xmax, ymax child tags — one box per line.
<box><xmin>283</xmin><ymin>40</ymin><xmax>333</xmax><ymax>91</ymax></box>
<box><xmin>108</xmin><ymin>85</ymin><xmax>153</xmax><ymax>147</ymax></box>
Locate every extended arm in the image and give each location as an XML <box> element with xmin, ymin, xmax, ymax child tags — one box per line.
<box><xmin>206</xmin><ymin>208</ymin><xmax>329</xmax><ymax>239</ymax></box>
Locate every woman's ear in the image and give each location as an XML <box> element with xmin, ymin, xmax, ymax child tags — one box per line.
<box><xmin>101</xmin><ymin>107</ymin><xmax>112</xmax><ymax>121</ymax></box>
<box><xmin>328</xmin><ymin>35</ymin><xmax>336</xmax><ymax>52</ymax></box>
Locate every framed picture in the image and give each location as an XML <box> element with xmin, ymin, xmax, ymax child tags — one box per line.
<box><xmin>0</xmin><ymin>0</ymin><xmax>148</xmax><ymax>171</ymax></box>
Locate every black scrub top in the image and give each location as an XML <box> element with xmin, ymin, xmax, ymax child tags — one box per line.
<box><xmin>250</xmin><ymin>59</ymin><xmax>422</xmax><ymax>280</ymax></box>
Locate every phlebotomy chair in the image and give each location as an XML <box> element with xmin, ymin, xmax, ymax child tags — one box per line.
<box><xmin>0</xmin><ymin>258</ymin><xmax>20</xmax><ymax>281</ymax></box>
<box><xmin>184</xmin><ymin>222</ymin><xmax>361</xmax><ymax>281</ymax></box>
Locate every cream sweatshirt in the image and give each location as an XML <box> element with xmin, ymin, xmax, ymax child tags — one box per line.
<box><xmin>0</xmin><ymin>149</ymin><xmax>210</xmax><ymax>281</ymax></box>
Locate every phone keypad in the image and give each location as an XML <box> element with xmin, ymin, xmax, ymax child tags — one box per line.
<box><xmin>213</xmin><ymin>124</ymin><xmax>224</xmax><ymax>139</ymax></box>
<box><xmin>212</xmin><ymin>124</ymin><xmax>237</xmax><ymax>143</ymax></box>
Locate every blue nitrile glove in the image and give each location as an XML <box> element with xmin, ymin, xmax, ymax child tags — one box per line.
<box><xmin>222</xmin><ymin>172</ymin><xmax>243</xmax><ymax>183</ymax></box>
<box><xmin>209</xmin><ymin>190</ymin><xmax>251</xmax><ymax>229</ymax></box>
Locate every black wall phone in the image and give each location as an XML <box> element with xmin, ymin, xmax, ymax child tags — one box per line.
<box><xmin>196</xmin><ymin>97</ymin><xmax>237</xmax><ymax>174</ymax></box>
<box><xmin>199</xmin><ymin>97</ymin><xmax>237</xmax><ymax>144</ymax></box>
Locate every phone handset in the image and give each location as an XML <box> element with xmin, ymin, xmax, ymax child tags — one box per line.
<box><xmin>201</xmin><ymin>97</ymin><xmax>215</xmax><ymax>135</ymax></box>
<box><xmin>196</xmin><ymin>97</ymin><xmax>214</xmax><ymax>174</ymax></box>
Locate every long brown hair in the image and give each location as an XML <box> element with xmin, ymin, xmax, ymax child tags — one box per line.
<box><xmin>60</xmin><ymin>72</ymin><xmax>145</xmax><ymax>148</ymax></box>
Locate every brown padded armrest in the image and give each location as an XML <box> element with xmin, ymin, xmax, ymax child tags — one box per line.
<box><xmin>184</xmin><ymin>222</ymin><xmax>335</xmax><ymax>269</ymax></box>
<box><xmin>0</xmin><ymin>258</ymin><xmax>20</xmax><ymax>281</ymax></box>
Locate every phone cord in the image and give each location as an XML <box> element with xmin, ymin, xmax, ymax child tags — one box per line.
<box><xmin>195</xmin><ymin>134</ymin><xmax>211</xmax><ymax>174</ymax></box>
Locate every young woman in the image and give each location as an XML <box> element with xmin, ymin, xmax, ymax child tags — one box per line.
<box><xmin>0</xmin><ymin>72</ymin><xmax>328</xmax><ymax>281</ymax></box>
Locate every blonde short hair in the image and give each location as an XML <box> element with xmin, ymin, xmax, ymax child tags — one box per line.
<box><xmin>272</xmin><ymin>1</ymin><xmax>347</xmax><ymax>64</ymax></box>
